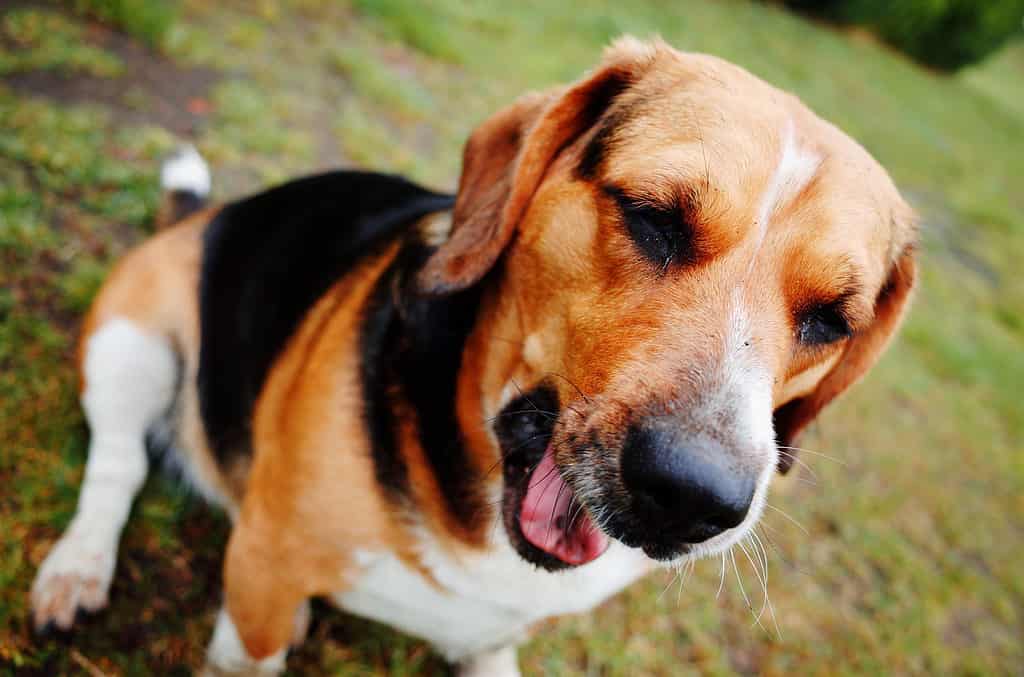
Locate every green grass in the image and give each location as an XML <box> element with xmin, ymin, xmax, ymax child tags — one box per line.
<box><xmin>61</xmin><ymin>0</ymin><xmax>177</xmax><ymax>49</ymax></box>
<box><xmin>1</xmin><ymin>1</ymin><xmax>1021</xmax><ymax>674</ymax></box>
<box><xmin>0</xmin><ymin>9</ymin><xmax>124</xmax><ymax>77</ymax></box>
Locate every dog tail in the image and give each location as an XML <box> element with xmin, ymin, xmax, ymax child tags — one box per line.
<box><xmin>155</xmin><ymin>144</ymin><xmax>211</xmax><ymax>229</ymax></box>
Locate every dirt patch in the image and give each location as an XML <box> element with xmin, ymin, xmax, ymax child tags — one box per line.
<box><xmin>4</xmin><ymin>3</ymin><xmax>219</xmax><ymax>137</ymax></box>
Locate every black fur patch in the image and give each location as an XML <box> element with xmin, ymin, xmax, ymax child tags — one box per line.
<box><xmin>577</xmin><ymin>108</ymin><xmax>628</xmax><ymax>181</ymax></box>
<box><xmin>358</xmin><ymin>270</ymin><xmax>408</xmax><ymax>498</ymax></box>
<box><xmin>578</xmin><ymin>70</ymin><xmax>633</xmax><ymax>139</ymax></box>
<box><xmin>359</xmin><ymin>242</ymin><xmax>487</xmax><ymax>528</ymax></box>
<box><xmin>197</xmin><ymin>171</ymin><xmax>454</xmax><ymax>466</ymax></box>
<box><xmin>575</xmin><ymin>72</ymin><xmax>635</xmax><ymax>181</ymax></box>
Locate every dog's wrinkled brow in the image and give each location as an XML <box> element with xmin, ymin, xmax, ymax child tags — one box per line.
<box><xmin>577</xmin><ymin>106</ymin><xmax>635</xmax><ymax>181</ymax></box>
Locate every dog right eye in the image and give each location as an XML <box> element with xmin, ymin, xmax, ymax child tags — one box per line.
<box><xmin>798</xmin><ymin>302</ymin><xmax>853</xmax><ymax>345</ymax></box>
<box><xmin>606</xmin><ymin>187</ymin><xmax>694</xmax><ymax>271</ymax></box>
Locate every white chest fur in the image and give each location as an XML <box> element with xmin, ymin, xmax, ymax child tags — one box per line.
<box><xmin>332</xmin><ymin>529</ymin><xmax>653</xmax><ymax>660</ymax></box>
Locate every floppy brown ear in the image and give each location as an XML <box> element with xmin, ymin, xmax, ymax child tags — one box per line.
<box><xmin>775</xmin><ymin>245</ymin><xmax>917</xmax><ymax>473</ymax></box>
<box><xmin>417</xmin><ymin>39</ymin><xmax>656</xmax><ymax>294</ymax></box>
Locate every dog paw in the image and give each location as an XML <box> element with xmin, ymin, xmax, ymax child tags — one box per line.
<box><xmin>30</xmin><ymin>532</ymin><xmax>116</xmax><ymax>632</ymax></box>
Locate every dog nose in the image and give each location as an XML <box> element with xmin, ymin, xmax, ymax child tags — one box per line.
<box><xmin>621</xmin><ymin>418</ymin><xmax>755</xmax><ymax>543</ymax></box>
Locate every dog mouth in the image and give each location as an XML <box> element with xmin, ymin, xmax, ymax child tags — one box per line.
<box><xmin>494</xmin><ymin>386</ymin><xmax>766</xmax><ymax>569</ymax></box>
<box><xmin>494</xmin><ymin>385</ymin><xmax>609</xmax><ymax>570</ymax></box>
<box><xmin>517</xmin><ymin>444</ymin><xmax>610</xmax><ymax>566</ymax></box>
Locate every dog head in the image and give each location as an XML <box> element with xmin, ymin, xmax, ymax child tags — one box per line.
<box><xmin>422</xmin><ymin>38</ymin><xmax>917</xmax><ymax>569</ymax></box>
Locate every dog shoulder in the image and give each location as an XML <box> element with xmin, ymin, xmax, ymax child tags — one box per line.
<box><xmin>196</xmin><ymin>171</ymin><xmax>454</xmax><ymax>469</ymax></box>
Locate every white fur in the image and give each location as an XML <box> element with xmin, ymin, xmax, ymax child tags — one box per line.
<box><xmin>457</xmin><ymin>645</ymin><xmax>521</xmax><ymax>677</ymax></box>
<box><xmin>334</xmin><ymin>526</ymin><xmax>652</xmax><ymax>661</ymax></box>
<box><xmin>31</xmin><ymin>319</ymin><xmax>175</xmax><ymax>629</ymax></box>
<box><xmin>752</xmin><ymin>120</ymin><xmax>821</xmax><ymax>261</ymax></box>
<box><xmin>204</xmin><ymin>609</ymin><xmax>286</xmax><ymax>676</ymax></box>
<box><xmin>495</xmin><ymin>380</ymin><xmax>521</xmax><ymax>414</ymax></box>
<box><xmin>522</xmin><ymin>333</ymin><xmax>545</xmax><ymax>370</ymax></box>
<box><xmin>160</xmin><ymin>144</ymin><xmax>211</xmax><ymax>197</ymax></box>
<box><xmin>418</xmin><ymin>210</ymin><xmax>454</xmax><ymax>246</ymax></box>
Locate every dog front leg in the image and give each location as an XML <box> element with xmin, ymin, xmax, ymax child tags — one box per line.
<box><xmin>202</xmin><ymin>607</ymin><xmax>287</xmax><ymax>677</ymax></box>
<box><xmin>203</xmin><ymin>524</ymin><xmax>308</xmax><ymax>675</ymax></box>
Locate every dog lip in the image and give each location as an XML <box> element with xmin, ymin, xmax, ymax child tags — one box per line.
<box><xmin>495</xmin><ymin>385</ymin><xmax>617</xmax><ymax>569</ymax></box>
<box><xmin>495</xmin><ymin>396</ymin><xmax>692</xmax><ymax>566</ymax></box>
<box><xmin>603</xmin><ymin>509</ymin><xmax>706</xmax><ymax>560</ymax></box>
<box><xmin>641</xmin><ymin>540</ymin><xmax>692</xmax><ymax>561</ymax></box>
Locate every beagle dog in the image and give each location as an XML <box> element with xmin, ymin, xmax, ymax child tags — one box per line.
<box><xmin>30</xmin><ymin>38</ymin><xmax>916</xmax><ymax>675</ymax></box>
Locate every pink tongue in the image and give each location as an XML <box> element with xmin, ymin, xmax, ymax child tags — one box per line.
<box><xmin>520</xmin><ymin>447</ymin><xmax>610</xmax><ymax>565</ymax></box>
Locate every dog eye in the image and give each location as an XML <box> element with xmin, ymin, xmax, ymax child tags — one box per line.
<box><xmin>607</xmin><ymin>188</ymin><xmax>691</xmax><ymax>270</ymax></box>
<box><xmin>798</xmin><ymin>303</ymin><xmax>852</xmax><ymax>345</ymax></box>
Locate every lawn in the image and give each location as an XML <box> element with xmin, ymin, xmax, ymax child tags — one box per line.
<box><xmin>1</xmin><ymin>0</ymin><xmax>1022</xmax><ymax>674</ymax></box>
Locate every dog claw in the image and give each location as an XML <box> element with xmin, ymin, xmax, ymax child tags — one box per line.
<box><xmin>32</xmin><ymin>572</ymin><xmax>108</xmax><ymax>633</ymax></box>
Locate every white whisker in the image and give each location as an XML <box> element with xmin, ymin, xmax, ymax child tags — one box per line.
<box><xmin>738</xmin><ymin>540</ymin><xmax>767</xmax><ymax>632</ymax></box>
<box><xmin>745</xmin><ymin>536</ymin><xmax>771</xmax><ymax>627</ymax></box>
<box><xmin>775</xmin><ymin>450</ymin><xmax>821</xmax><ymax>482</ymax></box>
<box><xmin>730</xmin><ymin>548</ymin><xmax>753</xmax><ymax>615</ymax></box>
<box><xmin>677</xmin><ymin>557</ymin><xmax>695</xmax><ymax>606</ymax></box>
<box><xmin>752</xmin><ymin>531</ymin><xmax>783</xmax><ymax>639</ymax></box>
<box><xmin>716</xmin><ymin>552</ymin><xmax>728</xmax><ymax>599</ymax></box>
<box><xmin>765</xmin><ymin>503</ymin><xmax>809</xmax><ymax>535</ymax></box>
<box><xmin>751</xmin><ymin>531</ymin><xmax>770</xmax><ymax>591</ymax></box>
<box><xmin>777</xmin><ymin>445</ymin><xmax>847</xmax><ymax>467</ymax></box>
<box><xmin>658</xmin><ymin>565</ymin><xmax>682</xmax><ymax>602</ymax></box>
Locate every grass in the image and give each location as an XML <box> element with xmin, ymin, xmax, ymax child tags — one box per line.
<box><xmin>0</xmin><ymin>9</ymin><xmax>124</xmax><ymax>77</ymax></box>
<box><xmin>61</xmin><ymin>0</ymin><xmax>177</xmax><ymax>48</ymax></box>
<box><xmin>1</xmin><ymin>0</ymin><xmax>1022</xmax><ymax>674</ymax></box>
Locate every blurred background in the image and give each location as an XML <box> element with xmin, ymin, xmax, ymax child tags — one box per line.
<box><xmin>1</xmin><ymin>0</ymin><xmax>1021</xmax><ymax>674</ymax></box>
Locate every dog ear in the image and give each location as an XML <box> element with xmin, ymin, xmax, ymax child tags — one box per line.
<box><xmin>417</xmin><ymin>38</ymin><xmax>657</xmax><ymax>294</ymax></box>
<box><xmin>775</xmin><ymin>245</ymin><xmax>917</xmax><ymax>473</ymax></box>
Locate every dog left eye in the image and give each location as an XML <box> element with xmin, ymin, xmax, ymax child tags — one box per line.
<box><xmin>798</xmin><ymin>304</ymin><xmax>852</xmax><ymax>345</ymax></box>
<box><xmin>608</xmin><ymin>188</ymin><xmax>691</xmax><ymax>270</ymax></box>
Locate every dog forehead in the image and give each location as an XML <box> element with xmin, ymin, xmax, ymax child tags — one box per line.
<box><xmin>603</xmin><ymin>55</ymin><xmax>892</xmax><ymax>177</ymax></box>
<box><xmin>590</xmin><ymin>81</ymin><xmax>904</xmax><ymax>273</ymax></box>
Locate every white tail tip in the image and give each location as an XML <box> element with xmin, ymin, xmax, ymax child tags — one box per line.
<box><xmin>160</xmin><ymin>145</ymin><xmax>211</xmax><ymax>197</ymax></box>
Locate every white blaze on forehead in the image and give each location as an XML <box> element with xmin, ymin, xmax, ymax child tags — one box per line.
<box><xmin>754</xmin><ymin>119</ymin><xmax>822</xmax><ymax>250</ymax></box>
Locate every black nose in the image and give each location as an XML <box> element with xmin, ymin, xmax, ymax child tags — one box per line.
<box><xmin>621</xmin><ymin>418</ymin><xmax>755</xmax><ymax>544</ymax></box>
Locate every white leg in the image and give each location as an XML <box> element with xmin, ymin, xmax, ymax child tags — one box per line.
<box><xmin>31</xmin><ymin>319</ymin><xmax>177</xmax><ymax>631</ymax></box>
<box><xmin>457</xmin><ymin>646</ymin><xmax>521</xmax><ymax>677</ymax></box>
<box><xmin>202</xmin><ymin>608</ymin><xmax>286</xmax><ymax>676</ymax></box>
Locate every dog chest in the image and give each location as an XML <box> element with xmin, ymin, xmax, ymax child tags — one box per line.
<box><xmin>332</xmin><ymin>536</ymin><xmax>652</xmax><ymax>659</ymax></box>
